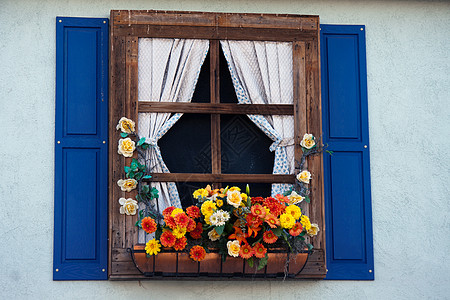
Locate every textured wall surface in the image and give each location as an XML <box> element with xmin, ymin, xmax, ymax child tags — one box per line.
<box><xmin>1</xmin><ymin>0</ymin><xmax>449</xmax><ymax>299</ymax></box>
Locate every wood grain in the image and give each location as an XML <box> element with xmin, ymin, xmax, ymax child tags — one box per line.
<box><xmin>210</xmin><ymin>40</ymin><xmax>221</xmax><ymax>177</ymax></box>
<box><xmin>145</xmin><ymin>173</ymin><xmax>295</xmax><ymax>183</ymax></box>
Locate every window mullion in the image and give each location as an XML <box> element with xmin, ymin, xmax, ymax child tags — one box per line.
<box><xmin>210</xmin><ymin>40</ymin><xmax>221</xmax><ymax>189</ymax></box>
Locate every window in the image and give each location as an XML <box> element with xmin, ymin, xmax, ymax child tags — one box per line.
<box><xmin>109</xmin><ymin>10</ymin><xmax>325</xmax><ymax>279</ymax></box>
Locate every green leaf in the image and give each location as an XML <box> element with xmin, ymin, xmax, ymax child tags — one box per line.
<box><xmin>326</xmin><ymin>150</ymin><xmax>334</xmax><ymax>156</ymax></box>
<box><xmin>307</xmin><ymin>243</ymin><xmax>314</xmax><ymax>251</ymax></box>
<box><xmin>142</xmin><ymin>175</ymin><xmax>152</xmax><ymax>179</ymax></box>
<box><xmin>135</xmin><ymin>172</ymin><xmax>143</xmax><ymax>180</ymax></box>
<box><xmin>137</xmin><ymin>137</ymin><xmax>146</xmax><ymax>146</ymax></box>
<box><xmin>141</xmin><ymin>143</ymin><xmax>149</xmax><ymax>150</ymax></box>
<box><xmin>272</xmin><ymin>226</ymin><xmax>283</xmax><ymax>237</ymax></box>
<box><xmin>257</xmin><ymin>253</ymin><xmax>269</xmax><ymax>270</ymax></box>
<box><xmin>305</xmin><ymin>195</ymin><xmax>311</xmax><ymax>203</ymax></box>
<box><xmin>155</xmin><ymin>227</ymin><xmax>162</xmax><ymax>240</ymax></box>
<box><xmin>299</xmin><ymin>231</ymin><xmax>306</xmax><ymax>237</ymax></box>
<box><xmin>142</xmin><ymin>185</ymin><xmax>150</xmax><ymax>194</ymax></box>
<box><xmin>130</xmin><ymin>161</ymin><xmax>138</xmax><ymax>171</ymax></box>
<box><xmin>215</xmin><ymin>225</ymin><xmax>225</xmax><ymax>235</ymax></box>
<box><xmin>151</xmin><ymin>187</ymin><xmax>159</xmax><ymax>199</ymax></box>
<box><xmin>247</xmin><ymin>257</ymin><xmax>254</xmax><ymax>268</ymax></box>
<box><xmin>128</xmin><ymin>171</ymin><xmax>135</xmax><ymax>179</ymax></box>
<box><xmin>124</xmin><ymin>166</ymin><xmax>131</xmax><ymax>173</ymax></box>
<box><xmin>246</xmin><ymin>184</ymin><xmax>250</xmax><ymax>195</ymax></box>
<box><xmin>136</xmin><ymin>194</ymin><xmax>143</xmax><ymax>202</ymax></box>
<box><xmin>120</xmin><ymin>132</ymin><xmax>128</xmax><ymax>138</ymax></box>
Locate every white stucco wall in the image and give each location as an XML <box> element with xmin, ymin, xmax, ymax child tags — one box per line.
<box><xmin>1</xmin><ymin>0</ymin><xmax>449</xmax><ymax>299</ymax></box>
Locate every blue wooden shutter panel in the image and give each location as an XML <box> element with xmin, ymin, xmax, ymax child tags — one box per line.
<box><xmin>54</xmin><ymin>17</ymin><xmax>108</xmax><ymax>280</ymax></box>
<box><xmin>321</xmin><ymin>25</ymin><xmax>374</xmax><ymax>280</ymax></box>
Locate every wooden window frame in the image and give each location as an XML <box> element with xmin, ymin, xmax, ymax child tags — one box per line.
<box><xmin>109</xmin><ymin>10</ymin><xmax>325</xmax><ymax>280</ymax></box>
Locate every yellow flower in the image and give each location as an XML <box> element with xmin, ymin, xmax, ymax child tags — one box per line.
<box><xmin>307</xmin><ymin>223</ymin><xmax>320</xmax><ymax>237</ymax></box>
<box><xmin>118</xmin><ymin>138</ymin><xmax>135</xmax><ymax>157</ymax></box>
<box><xmin>287</xmin><ymin>191</ymin><xmax>304</xmax><ymax>205</ymax></box>
<box><xmin>300</xmin><ymin>133</ymin><xmax>316</xmax><ymax>149</ymax></box>
<box><xmin>201</xmin><ymin>201</ymin><xmax>217</xmax><ymax>216</ymax></box>
<box><xmin>116</xmin><ymin>117</ymin><xmax>135</xmax><ymax>133</ymax></box>
<box><xmin>227</xmin><ymin>240</ymin><xmax>240</xmax><ymax>257</ymax></box>
<box><xmin>145</xmin><ymin>239</ymin><xmax>161</xmax><ymax>255</ymax></box>
<box><xmin>227</xmin><ymin>190</ymin><xmax>242</xmax><ymax>208</ymax></box>
<box><xmin>264</xmin><ymin>207</ymin><xmax>271</xmax><ymax>215</ymax></box>
<box><xmin>118</xmin><ymin>198</ymin><xmax>138</xmax><ymax>215</ymax></box>
<box><xmin>204</xmin><ymin>213</ymin><xmax>212</xmax><ymax>225</ymax></box>
<box><xmin>229</xmin><ymin>186</ymin><xmax>241</xmax><ymax>192</ymax></box>
<box><xmin>296</xmin><ymin>170</ymin><xmax>311</xmax><ymax>184</ymax></box>
<box><xmin>285</xmin><ymin>205</ymin><xmax>302</xmax><ymax>220</ymax></box>
<box><xmin>170</xmin><ymin>208</ymin><xmax>184</xmax><ymax>217</ymax></box>
<box><xmin>117</xmin><ymin>179</ymin><xmax>137</xmax><ymax>192</ymax></box>
<box><xmin>172</xmin><ymin>226</ymin><xmax>187</xmax><ymax>238</ymax></box>
<box><xmin>241</xmin><ymin>193</ymin><xmax>248</xmax><ymax>202</ymax></box>
<box><xmin>216</xmin><ymin>199</ymin><xmax>223</xmax><ymax>207</ymax></box>
<box><xmin>301</xmin><ymin>215</ymin><xmax>312</xmax><ymax>231</ymax></box>
<box><xmin>280</xmin><ymin>213</ymin><xmax>296</xmax><ymax>229</ymax></box>
<box><xmin>193</xmin><ymin>188</ymin><xmax>209</xmax><ymax>199</ymax></box>
<box><xmin>208</xmin><ymin>229</ymin><xmax>221</xmax><ymax>241</ymax></box>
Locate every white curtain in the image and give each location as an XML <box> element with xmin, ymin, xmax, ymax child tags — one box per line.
<box><xmin>220</xmin><ymin>40</ymin><xmax>295</xmax><ymax>196</ymax></box>
<box><xmin>138</xmin><ymin>38</ymin><xmax>209</xmax><ymax>211</ymax></box>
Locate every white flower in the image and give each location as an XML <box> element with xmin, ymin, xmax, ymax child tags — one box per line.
<box><xmin>288</xmin><ymin>191</ymin><xmax>304</xmax><ymax>205</ymax></box>
<box><xmin>116</xmin><ymin>117</ymin><xmax>135</xmax><ymax>133</ymax></box>
<box><xmin>307</xmin><ymin>223</ymin><xmax>320</xmax><ymax>237</ymax></box>
<box><xmin>119</xmin><ymin>198</ymin><xmax>138</xmax><ymax>215</ymax></box>
<box><xmin>118</xmin><ymin>138</ymin><xmax>135</xmax><ymax>157</ymax></box>
<box><xmin>300</xmin><ymin>133</ymin><xmax>316</xmax><ymax>149</ymax></box>
<box><xmin>218</xmin><ymin>210</ymin><xmax>230</xmax><ymax>222</ymax></box>
<box><xmin>297</xmin><ymin>170</ymin><xmax>311</xmax><ymax>184</ymax></box>
<box><xmin>209</xmin><ymin>213</ymin><xmax>219</xmax><ymax>226</ymax></box>
<box><xmin>226</xmin><ymin>190</ymin><xmax>242</xmax><ymax>208</ymax></box>
<box><xmin>117</xmin><ymin>179</ymin><xmax>137</xmax><ymax>192</ymax></box>
<box><xmin>227</xmin><ymin>240</ymin><xmax>240</xmax><ymax>257</ymax></box>
<box><xmin>208</xmin><ymin>229</ymin><xmax>220</xmax><ymax>241</ymax></box>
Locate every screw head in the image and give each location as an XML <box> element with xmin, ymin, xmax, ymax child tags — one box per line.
<box><xmin>369</xmin><ymin>269</ymin><xmax>373</xmax><ymax>273</ymax></box>
<box><xmin>59</xmin><ymin>20</ymin><xmax>62</xmax><ymax>23</ymax></box>
<box><xmin>55</xmin><ymin>268</ymin><xmax>59</xmax><ymax>272</ymax></box>
<box><xmin>102</xmin><ymin>268</ymin><xmax>106</xmax><ymax>272</ymax></box>
<box><xmin>103</xmin><ymin>141</ymin><xmax>106</xmax><ymax>144</ymax></box>
<box><xmin>361</xmin><ymin>28</ymin><xmax>364</xmax><ymax>31</ymax></box>
<box><xmin>103</xmin><ymin>21</ymin><xmax>106</xmax><ymax>24</ymax></box>
<box><xmin>57</xmin><ymin>141</ymin><xmax>61</xmax><ymax>144</ymax></box>
<box><xmin>364</xmin><ymin>145</ymin><xmax>368</xmax><ymax>148</ymax></box>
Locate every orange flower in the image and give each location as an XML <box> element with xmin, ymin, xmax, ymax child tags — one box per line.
<box><xmin>247</xmin><ymin>224</ymin><xmax>261</xmax><ymax>238</ymax></box>
<box><xmin>190</xmin><ymin>222</ymin><xmax>203</xmax><ymax>239</ymax></box>
<box><xmin>163</xmin><ymin>206</ymin><xmax>176</xmax><ymax>218</ymax></box>
<box><xmin>246</xmin><ymin>213</ymin><xmax>263</xmax><ymax>227</ymax></box>
<box><xmin>186</xmin><ymin>218</ymin><xmax>197</xmax><ymax>232</ymax></box>
<box><xmin>253</xmin><ymin>243</ymin><xmax>267</xmax><ymax>258</ymax></box>
<box><xmin>174</xmin><ymin>212</ymin><xmax>190</xmax><ymax>228</ymax></box>
<box><xmin>263</xmin><ymin>230</ymin><xmax>278</xmax><ymax>244</ymax></box>
<box><xmin>173</xmin><ymin>236</ymin><xmax>187</xmax><ymax>251</ymax></box>
<box><xmin>289</xmin><ymin>222</ymin><xmax>304</xmax><ymax>236</ymax></box>
<box><xmin>141</xmin><ymin>217</ymin><xmax>157</xmax><ymax>234</ymax></box>
<box><xmin>251</xmin><ymin>204</ymin><xmax>266</xmax><ymax>219</ymax></box>
<box><xmin>164</xmin><ymin>216</ymin><xmax>177</xmax><ymax>229</ymax></box>
<box><xmin>239</xmin><ymin>244</ymin><xmax>254</xmax><ymax>259</ymax></box>
<box><xmin>250</xmin><ymin>196</ymin><xmax>264</xmax><ymax>205</ymax></box>
<box><xmin>275</xmin><ymin>194</ymin><xmax>289</xmax><ymax>203</ymax></box>
<box><xmin>160</xmin><ymin>231</ymin><xmax>176</xmax><ymax>247</ymax></box>
<box><xmin>265</xmin><ymin>214</ymin><xmax>280</xmax><ymax>229</ymax></box>
<box><xmin>186</xmin><ymin>206</ymin><xmax>201</xmax><ymax>219</ymax></box>
<box><xmin>228</xmin><ymin>226</ymin><xmax>248</xmax><ymax>244</ymax></box>
<box><xmin>264</xmin><ymin>197</ymin><xmax>286</xmax><ymax>216</ymax></box>
<box><xmin>190</xmin><ymin>245</ymin><xmax>206</xmax><ymax>262</ymax></box>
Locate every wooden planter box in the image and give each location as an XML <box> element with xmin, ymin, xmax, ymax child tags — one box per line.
<box><xmin>129</xmin><ymin>244</ymin><xmax>309</xmax><ymax>279</ymax></box>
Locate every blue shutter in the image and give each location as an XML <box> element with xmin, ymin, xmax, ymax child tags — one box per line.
<box><xmin>321</xmin><ymin>25</ymin><xmax>374</xmax><ymax>280</ymax></box>
<box><xmin>54</xmin><ymin>17</ymin><xmax>108</xmax><ymax>280</ymax></box>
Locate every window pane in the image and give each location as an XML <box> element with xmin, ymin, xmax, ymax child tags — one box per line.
<box><xmin>159</xmin><ymin>114</ymin><xmax>211</xmax><ymax>173</ymax></box>
<box><xmin>222</xmin><ymin>182</ymin><xmax>271</xmax><ymax>198</ymax></box>
<box><xmin>176</xmin><ymin>182</ymin><xmax>211</xmax><ymax>208</ymax></box>
<box><xmin>220</xmin><ymin>46</ymin><xmax>239</xmax><ymax>103</ymax></box>
<box><xmin>221</xmin><ymin>114</ymin><xmax>274</xmax><ymax>175</ymax></box>
<box><xmin>191</xmin><ymin>52</ymin><xmax>210</xmax><ymax>103</ymax></box>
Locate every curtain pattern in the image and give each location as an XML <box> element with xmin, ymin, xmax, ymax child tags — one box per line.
<box><xmin>220</xmin><ymin>40</ymin><xmax>295</xmax><ymax>196</ymax></box>
<box><xmin>138</xmin><ymin>38</ymin><xmax>209</xmax><ymax>213</ymax></box>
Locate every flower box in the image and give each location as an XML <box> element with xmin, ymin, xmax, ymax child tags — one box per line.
<box><xmin>130</xmin><ymin>244</ymin><xmax>309</xmax><ymax>278</ymax></box>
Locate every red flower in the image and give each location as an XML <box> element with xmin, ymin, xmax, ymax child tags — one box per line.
<box><xmin>275</xmin><ymin>194</ymin><xmax>289</xmax><ymax>203</ymax></box>
<box><xmin>263</xmin><ymin>230</ymin><xmax>278</xmax><ymax>244</ymax></box>
<box><xmin>239</xmin><ymin>244</ymin><xmax>254</xmax><ymax>259</ymax></box>
<box><xmin>246</xmin><ymin>213</ymin><xmax>263</xmax><ymax>227</ymax></box>
<box><xmin>174</xmin><ymin>212</ymin><xmax>190</xmax><ymax>228</ymax></box>
<box><xmin>141</xmin><ymin>217</ymin><xmax>157</xmax><ymax>234</ymax></box>
<box><xmin>164</xmin><ymin>216</ymin><xmax>177</xmax><ymax>229</ymax></box>
<box><xmin>250</xmin><ymin>196</ymin><xmax>264</xmax><ymax>205</ymax></box>
<box><xmin>190</xmin><ymin>222</ymin><xmax>203</xmax><ymax>239</ymax></box>
<box><xmin>186</xmin><ymin>206</ymin><xmax>201</xmax><ymax>219</ymax></box>
<box><xmin>253</xmin><ymin>243</ymin><xmax>267</xmax><ymax>258</ymax></box>
<box><xmin>173</xmin><ymin>236</ymin><xmax>187</xmax><ymax>251</ymax></box>
<box><xmin>289</xmin><ymin>222</ymin><xmax>303</xmax><ymax>237</ymax></box>
<box><xmin>265</xmin><ymin>214</ymin><xmax>280</xmax><ymax>229</ymax></box>
<box><xmin>264</xmin><ymin>197</ymin><xmax>286</xmax><ymax>216</ymax></box>
<box><xmin>162</xmin><ymin>206</ymin><xmax>176</xmax><ymax>218</ymax></box>
<box><xmin>186</xmin><ymin>218</ymin><xmax>197</xmax><ymax>232</ymax></box>
<box><xmin>251</xmin><ymin>204</ymin><xmax>266</xmax><ymax>219</ymax></box>
<box><xmin>189</xmin><ymin>245</ymin><xmax>206</xmax><ymax>262</ymax></box>
<box><xmin>160</xmin><ymin>231</ymin><xmax>176</xmax><ymax>247</ymax></box>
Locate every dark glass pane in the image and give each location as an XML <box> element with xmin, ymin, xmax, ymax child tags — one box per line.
<box><xmin>191</xmin><ymin>52</ymin><xmax>210</xmax><ymax>103</ymax></box>
<box><xmin>221</xmin><ymin>114</ymin><xmax>274</xmax><ymax>174</ymax></box>
<box><xmin>177</xmin><ymin>182</ymin><xmax>210</xmax><ymax>208</ymax></box>
<box><xmin>159</xmin><ymin>114</ymin><xmax>211</xmax><ymax>173</ymax></box>
<box><xmin>220</xmin><ymin>47</ymin><xmax>238</xmax><ymax>103</ymax></box>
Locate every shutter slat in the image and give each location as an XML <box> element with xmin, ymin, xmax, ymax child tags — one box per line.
<box><xmin>54</xmin><ymin>17</ymin><xmax>108</xmax><ymax>280</ymax></box>
<box><xmin>321</xmin><ymin>25</ymin><xmax>374</xmax><ymax>280</ymax></box>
